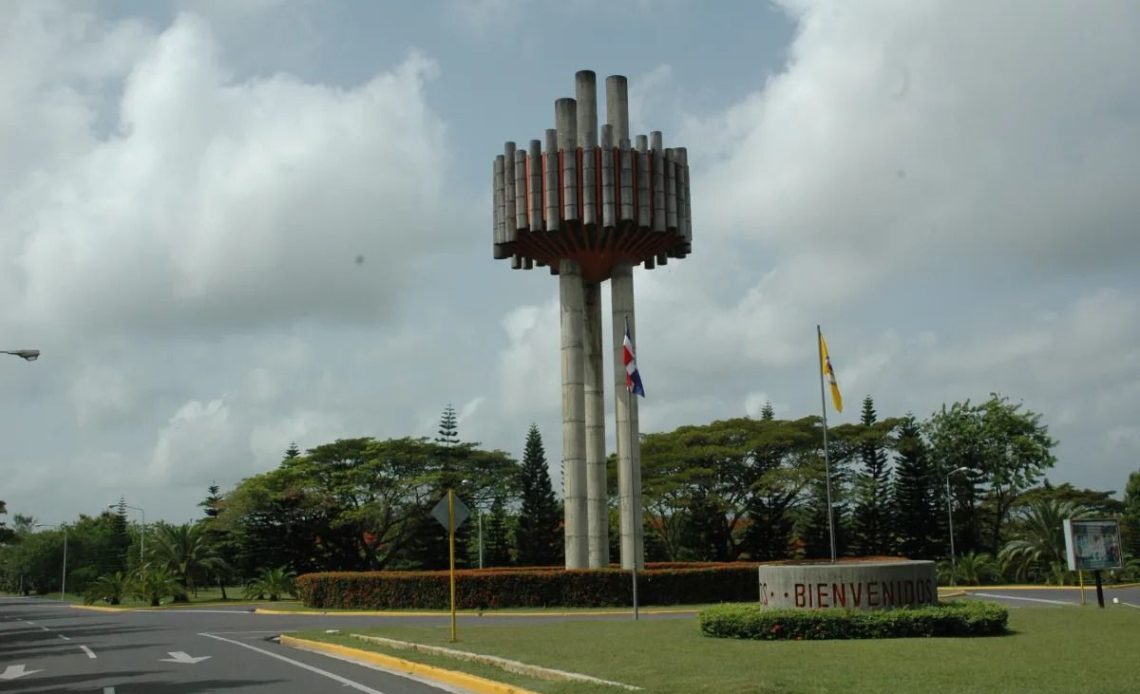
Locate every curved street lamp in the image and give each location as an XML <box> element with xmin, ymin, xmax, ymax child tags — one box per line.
<box><xmin>108</xmin><ymin>503</ymin><xmax>146</xmax><ymax>562</ymax></box>
<box><xmin>2</xmin><ymin>349</ymin><xmax>40</xmax><ymax>361</ymax></box>
<box><xmin>35</xmin><ymin>524</ymin><xmax>68</xmax><ymax>601</ymax></box>
<box><xmin>945</xmin><ymin>466</ymin><xmax>974</xmax><ymax>586</ymax></box>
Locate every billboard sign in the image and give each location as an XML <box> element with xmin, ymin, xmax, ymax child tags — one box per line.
<box><xmin>1063</xmin><ymin>518</ymin><xmax>1124</xmax><ymax>572</ymax></box>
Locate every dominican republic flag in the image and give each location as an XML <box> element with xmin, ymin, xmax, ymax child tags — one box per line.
<box><xmin>623</xmin><ymin>319</ymin><xmax>645</xmax><ymax>397</ymax></box>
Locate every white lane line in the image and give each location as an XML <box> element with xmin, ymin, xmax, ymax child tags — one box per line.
<box><xmin>23</xmin><ymin>620</ymin><xmax>35</xmax><ymax>625</ymax></box>
<box><xmin>199</xmin><ymin>633</ymin><xmax>387</xmax><ymax>694</ymax></box>
<box><xmin>58</xmin><ymin>634</ymin><xmax>71</xmax><ymax>641</ymax></box>
<box><xmin>1120</xmin><ymin>602</ymin><xmax>1140</xmax><ymax>609</ymax></box>
<box><xmin>974</xmin><ymin>592</ymin><xmax>1076</xmax><ymax>606</ymax></box>
<box><xmin>80</xmin><ymin>645</ymin><xmax>97</xmax><ymax>659</ymax></box>
<box><xmin>40</xmin><ymin>626</ymin><xmax>50</xmax><ymax>631</ymax></box>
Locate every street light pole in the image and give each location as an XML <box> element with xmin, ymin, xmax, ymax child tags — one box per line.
<box><xmin>109</xmin><ymin>503</ymin><xmax>147</xmax><ymax>563</ymax></box>
<box><xmin>1</xmin><ymin>349</ymin><xmax>40</xmax><ymax>361</ymax></box>
<box><xmin>36</xmin><ymin>524</ymin><xmax>68</xmax><ymax>601</ymax></box>
<box><xmin>945</xmin><ymin>466</ymin><xmax>972</xmax><ymax>587</ymax></box>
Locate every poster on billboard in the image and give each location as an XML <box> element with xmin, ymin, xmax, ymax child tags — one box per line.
<box><xmin>1063</xmin><ymin>518</ymin><xmax>1124</xmax><ymax>572</ymax></box>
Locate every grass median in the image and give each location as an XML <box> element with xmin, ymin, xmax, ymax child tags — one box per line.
<box><xmin>294</xmin><ymin>601</ymin><xmax>1140</xmax><ymax>693</ymax></box>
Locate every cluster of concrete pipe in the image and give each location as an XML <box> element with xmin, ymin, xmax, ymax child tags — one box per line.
<box><xmin>491</xmin><ymin>74</ymin><xmax>693</xmax><ymax>274</ymax></box>
<box><xmin>491</xmin><ymin>71</ymin><xmax>694</xmax><ymax>569</ymax></box>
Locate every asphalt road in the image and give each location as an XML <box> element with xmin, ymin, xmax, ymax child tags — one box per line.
<box><xmin>957</xmin><ymin>585</ymin><xmax>1140</xmax><ymax>609</ymax></box>
<box><xmin>0</xmin><ymin>597</ymin><xmax>474</xmax><ymax>694</ymax></box>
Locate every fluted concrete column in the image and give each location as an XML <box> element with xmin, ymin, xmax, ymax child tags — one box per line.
<box><xmin>560</xmin><ymin>260</ymin><xmax>589</xmax><ymax>569</ymax></box>
<box><xmin>584</xmin><ymin>281</ymin><xmax>609</xmax><ymax>568</ymax></box>
<box><xmin>611</xmin><ymin>263</ymin><xmax>643</xmax><ymax>569</ymax></box>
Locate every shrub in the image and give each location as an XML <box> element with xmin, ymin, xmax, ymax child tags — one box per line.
<box><xmin>699</xmin><ymin>600</ymin><xmax>1008</xmax><ymax>640</ymax></box>
<box><xmin>296</xmin><ymin>564</ymin><xmax>760</xmax><ymax>610</ymax></box>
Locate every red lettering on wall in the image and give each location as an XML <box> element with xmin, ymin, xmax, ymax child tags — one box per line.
<box><xmin>882</xmin><ymin>581</ymin><xmax>895</xmax><ymax>606</ymax></box>
<box><xmin>850</xmin><ymin>582</ymin><xmax>862</xmax><ymax>607</ymax></box>
<box><xmin>817</xmin><ymin>583</ymin><xmax>829</xmax><ymax>608</ymax></box>
<box><xmin>795</xmin><ymin>583</ymin><xmax>807</xmax><ymax>608</ymax></box>
<box><xmin>867</xmin><ymin>581</ymin><xmax>879</xmax><ymax>607</ymax></box>
<box><xmin>902</xmin><ymin>580</ymin><xmax>914</xmax><ymax>604</ymax></box>
<box><xmin>831</xmin><ymin>583</ymin><xmax>846</xmax><ymax>607</ymax></box>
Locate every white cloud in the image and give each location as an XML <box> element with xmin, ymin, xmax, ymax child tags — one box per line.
<box><xmin>3</xmin><ymin>10</ymin><xmax>451</xmax><ymax>336</ymax></box>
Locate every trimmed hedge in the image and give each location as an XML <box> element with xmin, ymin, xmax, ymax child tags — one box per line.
<box><xmin>699</xmin><ymin>600</ymin><xmax>1009</xmax><ymax>640</ymax></box>
<box><xmin>297</xmin><ymin>564</ymin><xmax>759</xmax><ymax>609</ymax></box>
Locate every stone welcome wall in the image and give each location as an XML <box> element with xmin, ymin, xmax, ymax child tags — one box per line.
<box><xmin>757</xmin><ymin>560</ymin><xmax>937</xmax><ymax>610</ymax></box>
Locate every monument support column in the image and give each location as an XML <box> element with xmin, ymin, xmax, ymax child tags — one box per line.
<box><xmin>560</xmin><ymin>260</ymin><xmax>589</xmax><ymax>569</ymax></box>
<box><xmin>583</xmin><ymin>282</ymin><xmax>609</xmax><ymax>567</ymax></box>
<box><xmin>611</xmin><ymin>263</ymin><xmax>643</xmax><ymax>569</ymax></box>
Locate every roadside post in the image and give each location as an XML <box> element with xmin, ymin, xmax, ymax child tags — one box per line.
<box><xmin>432</xmin><ymin>490</ymin><xmax>471</xmax><ymax>641</ymax></box>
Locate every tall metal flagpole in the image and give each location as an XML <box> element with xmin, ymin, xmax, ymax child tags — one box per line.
<box><xmin>628</xmin><ymin>385</ymin><xmax>640</xmax><ymax>620</ymax></box>
<box><xmin>817</xmin><ymin>325</ymin><xmax>837</xmax><ymax>562</ymax></box>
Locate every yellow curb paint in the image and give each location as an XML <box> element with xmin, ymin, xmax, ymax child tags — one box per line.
<box><xmin>70</xmin><ymin>605</ymin><xmax>142</xmax><ymax>613</ymax></box>
<box><xmin>280</xmin><ymin>635</ymin><xmax>541</xmax><ymax>694</ymax></box>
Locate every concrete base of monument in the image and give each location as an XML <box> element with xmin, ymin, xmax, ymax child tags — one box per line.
<box><xmin>757</xmin><ymin>559</ymin><xmax>937</xmax><ymax>610</ymax></box>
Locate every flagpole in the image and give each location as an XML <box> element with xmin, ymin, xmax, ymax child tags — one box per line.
<box><xmin>817</xmin><ymin>325</ymin><xmax>837</xmax><ymax>563</ymax></box>
<box><xmin>625</xmin><ymin>319</ymin><xmax>640</xmax><ymax>621</ymax></box>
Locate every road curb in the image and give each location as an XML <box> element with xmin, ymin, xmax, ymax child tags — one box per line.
<box><xmin>257</xmin><ymin>607</ymin><xmax>698</xmax><ymax>617</ymax></box>
<box><xmin>71</xmin><ymin>604</ymin><xmax>141</xmax><ymax>613</ymax></box>
<box><xmin>951</xmin><ymin>583</ymin><xmax>1140</xmax><ymax>591</ymax></box>
<box><xmin>279</xmin><ymin>634</ymin><xmax>541</xmax><ymax>694</ymax></box>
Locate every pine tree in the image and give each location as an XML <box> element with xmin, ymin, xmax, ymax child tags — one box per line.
<box><xmin>800</xmin><ymin>474</ymin><xmax>848</xmax><ymax>559</ymax></box>
<box><xmin>483</xmin><ymin>497</ymin><xmax>513</xmax><ymax>567</ymax></box>
<box><xmin>852</xmin><ymin>396</ymin><xmax>892</xmax><ymax>555</ymax></box>
<box><xmin>284</xmin><ymin>442</ymin><xmax>301</xmax><ymax>460</ymax></box>
<box><xmin>515</xmin><ymin>424</ymin><xmax>562</xmax><ymax>566</ymax></box>
<box><xmin>436</xmin><ymin>405</ymin><xmax>460</xmax><ymax>446</ymax></box>
<box><xmin>199</xmin><ymin>484</ymin><xmax>222</xmax><ymax>519</ymax></box>
<box><xmin>760</xmin><ymin>402</ymin><xmax>775</xmax><ymax>421</ymax></box>
<box><xmin>108</xmin><ymin>498</ymin><xmax>131</xmax><ymax>573</ymax></box>
<box><xmin>891</xmin><ymin>415</ymin><xmax>940</xmax><ymax>559</ymax></box>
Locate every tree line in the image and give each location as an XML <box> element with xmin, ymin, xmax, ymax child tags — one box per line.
<box><xmin>3</xmin><ymin>396</ymin><xmax>1139</xmax><ymax>598</ymax></box>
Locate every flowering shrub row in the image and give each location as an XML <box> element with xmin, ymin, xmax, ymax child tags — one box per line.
<box><xmin>698</xmin><ymin>600</ymin><xmax>1009</xmax><ymax>640</ymax></box>
<box><xmin>296</xmin><ymin>564</ymin><xmax>759</xmax><ymax>609</ymax></box>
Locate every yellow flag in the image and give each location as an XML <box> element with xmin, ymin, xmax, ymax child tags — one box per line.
<box><xmin>819</xmin><ymin>330</ymin><xmax>843</xmax><ymax>413</ymax></box>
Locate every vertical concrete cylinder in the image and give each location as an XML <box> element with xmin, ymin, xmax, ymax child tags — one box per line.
<box><xmin>528</xmin><ymin>140</ymin><xmax>543</xmax><ymax>232</ymax></box>
<box><xmin>493</xmin><ymin>155</ymin><xmax>506</xmax><ymax>259</ymax></box>
<box><xmin>555</xmin><ymin>98</ymin><xmax>578</xmax><ymax>222</ymax></box>
<box><xmin>665</xmin><ymin>148</ymin><xmax>678</xmax><ymax>231</ymax></box>
<box><xmin>583</xmin><ymin>281</ymin><xmax>608</xmax><ymax>568</ymax></box>
<box><xmin>579</xmin><ymin>72</ymin><xmax>598</xmax><ymax>227</ymax></box>
<box><xmin>611</xmin><ymin>264</ymin><xmax>643</xmax><ymax>569</ymax></box>
<box><xmin>560</xmin><ymin>260</ymin><xmax>589</xmax><ymax>569</ymax></box>
<box><xmin>635</xmin><ymin>135</ymin><xmax>651</xmax><ymax>229</ymax></box>
<box><xmin>605</xmin><ymin>75</ymin><xmax>630</xmax><ymax>144</ymax></box>
<box><xmin>576</xmin><ymin>71</ymin><xmax>598</xmax><ymax>149</ymax></box>
<box><xmin>650</xmin><ymin>131</ymin><xmax>665</xmax><ymax>234</ymax></box>
<box><xmin>600</xmin><ymin>124</ymin><xmax>615</xmax><ymax>229</ymax></box>
<box><xmin>544</xmin><ymin>129</ymin><xmax>559</xmax><ymax>232</ymax></box>
<box><xmin>514</xmin><ymin>147</ymin><xmax>528</xmax><ymax>232</ymax></box>
<box><xmin>503</xmin><ymin>142</ymin><xmax>517</xmax><ymax>242</ymax></box>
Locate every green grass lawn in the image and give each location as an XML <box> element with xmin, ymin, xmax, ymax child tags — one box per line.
<box><xmin>296</xmin><ymin>602</ymin><xmax>1140</xmax><ymax>694</ymax></box>
<box><xmin>32</xmin><ymin>586</ymin><xmax>280</xmax><ymax>609</ymax></box>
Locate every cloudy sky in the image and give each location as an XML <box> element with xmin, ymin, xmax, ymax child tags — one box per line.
<box><xmin>3</xmin><ymin>0</ymin><xmax>1138</xmax><ymax>526</ymax></box>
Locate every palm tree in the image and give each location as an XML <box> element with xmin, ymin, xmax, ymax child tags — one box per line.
<box><xmin>149</xmin><ymin>522</ymin><xmax>228</xmax><ymax>601</ymax></box>
<box><xmin>951</xmin><ymin>551</ymin><xmax>1000</xmax><ymax>585</ymax></box>
<box><xmin>131</xmin><ymin>564</ymin><xmax>181</xmax><ymax>607</ymax></box>
<box><xmin>243</xmin><ymin>567</ymin><xmax>296</xmax><ymax>601</ymax></box>
<box><xmin>83</xmin><ymin>572</ymin><xmax>129</xmax><ymax>605</ymax></box>
<box><xmin>999</xmin><ymin>499</ymin><xmax>1089</xmax><ymax>584</ymax></box>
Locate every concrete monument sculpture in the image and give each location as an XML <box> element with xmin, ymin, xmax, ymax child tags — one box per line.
<box><xmin>491</xmin><ymin>70</ymin><xmax>692</xmax><ymax>569</ymax></box>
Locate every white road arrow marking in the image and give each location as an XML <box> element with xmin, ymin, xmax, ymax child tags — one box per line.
<box><xmin>161</xmin><ymin>651</ymin><xmax>212</xmax><ymax>664</ymax></box>
<box><xmin>0</xmin><ymin>664</ymin><xmax>43</xmax><ymax>681</ymax></box>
